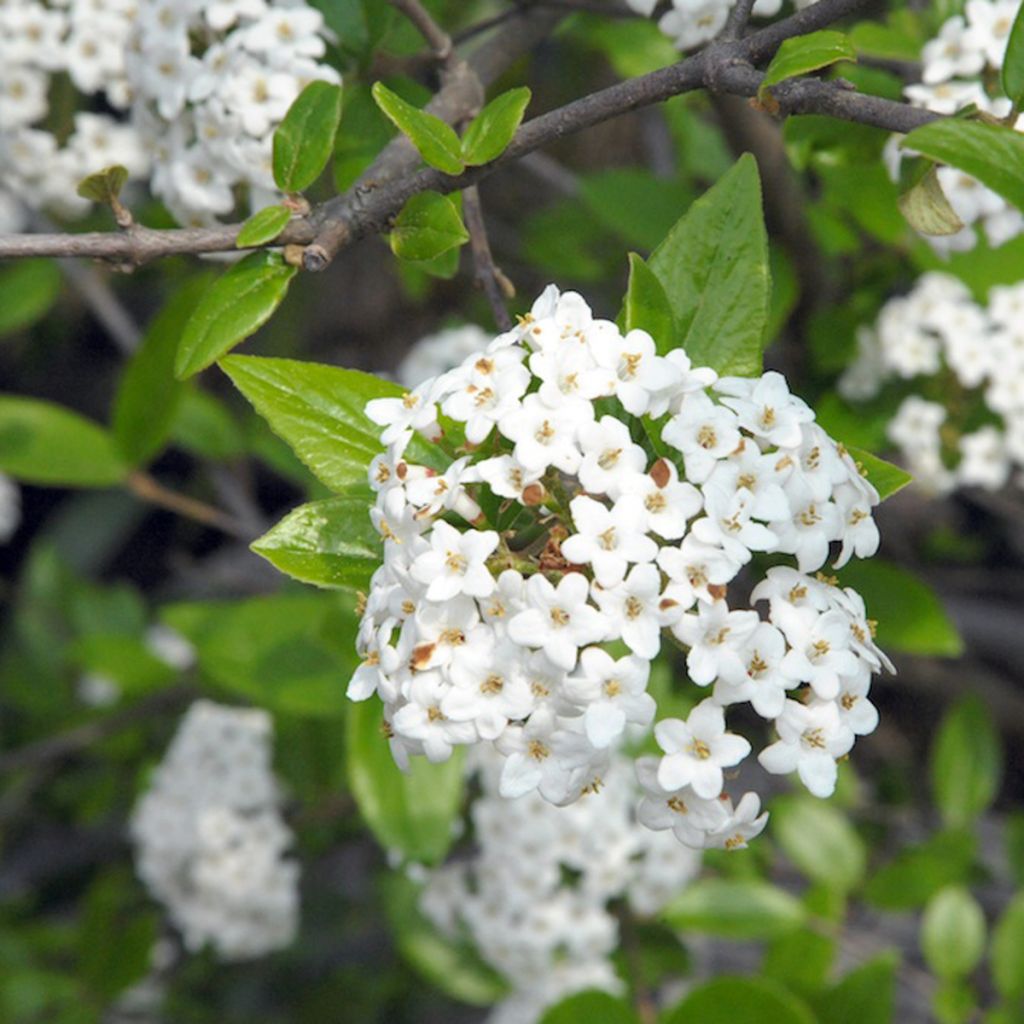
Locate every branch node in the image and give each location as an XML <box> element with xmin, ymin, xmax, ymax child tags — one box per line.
<box><xmin>303</xmin><ymin>244</ymin><xmax>330</xmax><ymax>273</ymax></box>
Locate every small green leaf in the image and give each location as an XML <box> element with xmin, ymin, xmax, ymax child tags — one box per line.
<box><xmin>661</xmin><ymin>878</ymin><xmax>807</xmax><ymax>939</ymax></box>
<box><xmin>169</xmin><ymin>388</ymin><xmax>246</xmax><ymax>461</ymax></box>
<box><xmin>252</xmin><ymin>495</ymin><xmax>380</xmax><ymax>591</ymax></box>
<box><xmin>75</xmin><ymin>164</ymin><xmax>129</xmax><ymax>204</ymax></box>
<box><xmin>620</xmin><ymin>252</ymin><xmax>677</xmax><ymax>351</ymax></box>
<box><xmin>648</xmin><ymin>154</ymin><xmax>770</xmax><ymax>375</ymax></box>
<box><xmin>763</xmin><ymin>928</ymin><xmax>836</xmax><ymax>997</ymax></box>
<box><xmin>390</xmin><ymin>191</ymin><xmax>469</xmax><ymax>262</ymax></box>
<box><xmin>992</xmin><ymin>892</ymin><xmax>1024</xmax><ymax>999</ymax></box>
<box><xmin>772</xmin><ymin>796</ymin><xmax>867</xmax><ymax>894</ymax></box>
<box><xmin>836</xmin><ymin>559</ymin><xmax>962</xmax><ymax>657</ymax></box>
<box><xmin>813</xmin><ymin>953</ymin><xmax>899</xmax><ymax>1024</ymax></box>
<box><xmin>539</xmin><ymin>991</ymin><xmax>639</xmax><ymax>1024</ymax></box>
<box><xmin>70</xmin><ymin>634</ymin><xmax>176</xmax><ymax>694</ymax></box>
<box><xmin>461</xmin><ymin>86</ymin><xmax>531</xmax><ymax>166</ymax></box>
<box><xmin>899</xmin><ymin>164</ymin><xmax>965</xmax><ymax>236</ymax></box>
<box><xmin>865</xmin><ymin>829</ymin><xmax>976</xmax><ymax>910</ymax></box>
<box><xmin>902</xmin><ymin>119</ymin><xmax>1024</xmax><ymax>213</ymax></box>
<box><xmin>664</xmin><ymin>977</ymin><xmax>816</xmax><ymax>1024</ymax></box>
<box><xmin>761</xmin><ymin>31</ymin><xmax>857</xmax><ymax>96</ymax></box>
<box><xmin>921</xmin><ymin>887</ymin><xmax>987</xmax><ymax>980</ymax></box>
<box><xmin>272</xmin><ymin>80</ymin><xmax>343</xmax><ymax>192</ymax></box>
<box><xmin>235</xmin><ymin>204</ymin><xmax>292</xmax><ymax>248</ymax></box>
<box><xmin>1001</xmin><ymin>2</ymin><xmax>1024</xmax><ymax>107</ymax></box>
<box><xmin>175</xmin><ymin>251</ymin><xmax>297</xmax><ymax>379</ymax></box>
<box><xmin>371</xmin><ymin>81</ymin><xmax>466</xmax><ymax>174</ymax></box>
<box><xmin>846</xmin><ymin>445</ymin><xmax>912</xmax><ymax>499</ymax></box>
<box><xmin>930</xmin><ymin>696</ymin><xmax>1002</xmax><ymax>827</ymax></box>
<box><xmin>112</xmin><ymin>275</ymin><xmax>211</xmax><ymax>466</ymax></box>
<box><xmin>0</xmin><ymin>397</ymin><xmax>127</xmax><ymax>487</ymax></box>
<box><xmin>220</xmin><ymin>354</ymin><xmax>443</xmax><ymax>493</ymax></box>
<box><xmin>0</xmin><ymin>261</ymin><xmax>62</xmax><ymax>337</ymax></box>
<box><xmin>346</xmin><ymin>698</ymin><xmax>464</xmax><ymax>864</ymax></box>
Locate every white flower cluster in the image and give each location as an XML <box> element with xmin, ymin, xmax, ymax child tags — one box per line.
<box><xmin>841</xmin><ymin>272</ymin><xmax>1024</xmax><ymax>493</ymax></box>
<box><xmin>352</xmin><ymin>285</ymin><xmax>892</xmax><ymax>851</ymax></box>
<box><xmin>131</xmin><ymin>699</ymin><xmax>299</xmax><ymax>960</ymax></box>
<box><xmin>0</xmin><ymin>472</ymin><xmax>21</xmax><ymax>543</ymax></box>
<box><xmin>895</xmin><ymin>0</ymin><xmax>1024</xmax><ymax>252</ymax></box>
<box><xmin>0</xmin><ymin>0</ymin><xmax>336</xmax><ymax>231</ymax></box>
<box><xmin>397</xmin><ymin>324</ymin><xmax>493</xmax><ymax>389</ymax></box>
<box><xmin>624</xmin><ymin>0</ymin><xmax>819</xmax><ymax>52</ymax></box>
<box><xmin>418</xmin><ymin>748</ymin><xmax>701</xmax><ymax>1024</ymax></box>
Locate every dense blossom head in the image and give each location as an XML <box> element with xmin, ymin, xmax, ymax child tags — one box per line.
<box><xmin>131</xmin><ymin>700</ymin><xmax>299</xmax><ymax>960</ymax></box>
<box><xmin>841</xmin><ymin>272</ymin><xmax>1024</xmax><ymax>493</ymax></box>
<box><xmin>896</xmin><ymin>0</ymin><xmax>1024</xmax><ymax>252</ymax></box>
<box><xmin>0</xmin><ymin>0</ymin><xmax>336</xmax><ymax>231</ymax></box>
<box><xmin>355</xmin><ymin>285</ymin><xmax>892</xmax><ymax>854</ymax></box>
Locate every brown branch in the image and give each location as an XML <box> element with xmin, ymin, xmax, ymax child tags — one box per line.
<box><xmin>721</xmin><ymin>0</ymin><xmax>758</xmax><ymax>40</ymax></box>
<box><xmin>462</xmin><ymin>185</ymin><xmax>513</xmax><ymax>331</ymax></box>
<box><xmin>389</xmin><ymin>0</ymin><xmax>454</xmax><ymax>61</ymax></box>
<box><xmin>126</xmin><ymin>470</ymin><xmax>254</xmax><ymax>540</ymax></box>
<box><xmin>0</xmin><ymin>0</ymin><xmax>941</xmax><ymax>269</ymax></box>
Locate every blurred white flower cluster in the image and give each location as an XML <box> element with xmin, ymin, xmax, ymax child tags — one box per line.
<box><xmin>131</xmin><ymin>700</ymin><xmax>299</xmax><ymax>960</ymax></box>
<box><xmin>418</xmin><ymin>747</ymin><xmax>701</xmax><ymax>1024</ymax></box>
<box><xmin>353</xmin><ymin>285</ymin><xmax>892</xmax><ymax>853</ymax></box>
<box><xmin>397</xmin><ymin>324</ymin><xmax>493</xmax><ymax>389</ymax></box>
<box><xmin>623</xmin><ymin>0</ymin><xmax>819</xmax><ymax>52</ymax></box>
<box><xmin>895</xmin><ymin>0</ymin><xmax>1024</xmax><ymax>252</ymax></box>
<box><xmin>0</xmin><ymin>473</ymin><xmax>21</xmax><ymax>543</ymax></box>
<box><xmin>841</xmin><ymin>272</ymin><xmax>1024</xmax><ymax>493</ymax></box>
<box><xmin>0</xmin><ymin>0</ymin><xmax>336</xmax><ymax>231</ymax></box>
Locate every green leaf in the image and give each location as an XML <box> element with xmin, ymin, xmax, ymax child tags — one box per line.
<box><xmin>620</xmin><ymin>253</ymin><xmax>677</xmax><ymax>350</ymax></box>
<box><xmin>772</xmin><ymin>796</ymin><xmax>866</xmax><ymax>894</ymax></box>
<box><xmin>461</xmin><ymin>86</ymin><xmax>531</xmax><ymax>166</ymax></box>
<box><xmin>930</xmin><ymin>696</ymin><xmax>1003</xmax><ymax>827</ymax></box>
<box><xmin>865</xmin><ymin>829</ymin><xmax>976</xmax><ymax>910</ymax></box>
<box><xmin>75</xmin><ymin>164</ymin><xmax>129</xmax><ymax>204</ymax></box>
<box><xmin>381</xmin><ymin>875</ymin><xmax>507</xmax><ymax>1006</ymax></box>
<box><xmin>371</xmin><ymin>81</ymin><xmax>465</xmax><ymax>174</ymax></box>
<box><xmin>1001</xmin><ymin>2</ymin><xmax>1024</xmax><ymax>107</ymax></box>
<box><xmin>648</xmin><ymin>154</ymin><xmax>770</xmax><ymax>375</ymax></box>
<box><xmin>763</xmin><ymin>928</ymin><xmax>836</xmax><ymax>997</ymax></box>
<box><xmin>1006</xmin><ymin>812</ymin><xmax>1024</xmax><ymax>887</ymax></box>
<box><xmin>0</xmin><ymin>397</ymin><xmax>126</xmax><ymax>487</ymax></box>
<box><xmin>761</xmin><ymin>31</ymin><xmax>857</xmax><ymax>94</ymax></box>
<box><xmin>902</xmin><ymin>119</ymin><xmax>1024</xmax><ymax>213</ymax></box>
<box><xmin>168</xmin><ymin>388</ymin><xmax>246</xmax><ymax>460</ymax></box>
<box><xmin>921</xmin><ymin>886</ymin><xmax>987</xmax><ymax>980</ymax></box>
<box><xmin>846</xmin><ymin>445</ymin><xmax>912</xmax><ymax>499</ymax></box>
<box><xmin>661</xmin><ymin>878</ymin><xmax>807</xmax><ymax>939</ymax></box>
<box><xmin>0</xmin><ymin>261</ymin><xmax>62</xmax><ymax>337</ymax></box>
<box><xmin>813</xmin><ymin>953</ymin><xmax>899</xmax><ymax>1024</ymax></box>
<box><xmin>175</xmin><ymin>252</ymin><xmax>297</xmax><ymax>379</ymax></box>
<box><xmin>221</xmin><ymin>354</ymin><xmax>441</xmax><ymax>492</ymax></box>
<box><xmin>162</xmin><ymin>593</ymin><xmax>357</xmax><ymax>717</ymax></box>
<box><xmin>539</xmin><ymin>991</ymin><xmax>638</xmax><ymax>1024</ymax></box>
<box><xmin>663</xmin><ymin>977</ymin><xmax>816</xmax><ymax>1024</ymax></box>
<box><xmin>992</xmin><ymin>892</ymin><xmax>1024</xmax><ymax>999</ymax></box>
<box><xmin>835</xmin><ymin>559</ymin><xmax>961</xmax><ymax>657</ymax></box>
<box><xmin>70</xmin><ymin>634</ymin><xmax>176</xmax><ymax>694</ymax></box>
<box><xmin>345</xmin><ymin>698</ymin><xmax>464</xmax><ymax>864</ymax></box>
<box><xmin>252</xmin><ymin>495</ymin><xmax>380</xmax><ymax>591</ymax></box>
<box><xmin>235</xmin><ymin>204</ymin><xmax>292</xmax><ymax>248</ymax></box>
<box><xmin>899</xmin><ymin>164</ymin><xmax>965</xmax><ymax>236</ymax></box>
<box><xmin>112</xmin><ymin>275</ymin><xmax>210</xmax><ymax>466</ymax></box>
<box><xmin>272</xmin><ymin>80</ymin><xmax>343</xmax><ymax>192</ymax></box>
<box><xmin>390</xmin><ymin>191</ymin><xmax>469</xmax><ymax>262</ymax></box>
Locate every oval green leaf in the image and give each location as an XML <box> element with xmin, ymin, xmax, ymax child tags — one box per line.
<box><xmin>462</xmin><ymin>86</ymin><xmax>531</xmax><ymax>166</ymax></box>
<box><xmin>539</xmin><ymin>991</ymin><xmax>638</xmax><ymax>1024</ymax></box>
<box><xmin>930</xmin><ymin>696</ymin><xmax>1002</xmax><ymax>826</ymax></box>
<box><xmin>0</xmin><ymin>396</ymin><xmax>127</xmax><ymax>487</ymax></box>
<box><xmin>272</xmin><ymin>80</ymin><xmax>343</xmax><ymax>193</ymax></box>
<box><xmin>620</xmin><ymin>252</ymin><xmax>677</xmax><ymax>352</ymax></box>
<box><xmin>846</xmin><ymin>445</ymin><xmax>912</xmax><ymax>499</ymax></box>
<box><xmin>864</xmin><ymin>828</ymin><xmax>976</xmax><ymax>910</ymax></box>
<box><xmin>772</xmin><ymin>796</ymin><xmax>867</xmax><ymax>894</ymax></box>
<box><xmin>252</xmin><ymin>495</ymin><xmax>381</xmax><ymax>591</ymax></box>
<box><xmin>661</xmin><ymin>878</ymin><xmax>807</xmax><ymax>939</ymax></box>
<box><xmin>76</xmin><ymin>164</ymin><xmax>129</xmax><ymax>204</ymax></box>
<box><xmin>664</xmin><ymin>977</ymin><xmax>816</xmax><ymax>1024</ymax></box>
<box><xmin>761</xmin><ymin>30</ymin><xmax>857</xmax><ymax>94</ymax></box>
<box><xmin>992</xmin><ymin>891</ymin><xmax>1024</xmax><ymax>999</ymax></box>
<box><xmin>899</xmin><ymin>164</ymin><xmax>965</xmax><ymax>236</ymax></box>
<box><xmin>921</xmin><ymin>886</ymin><xmax>987</xmax><ymax>980</ymax></box>
<box><xmin>371</xmin><ymin>81</ymin><xmax>466</xmax><ymax>175</ymax></box>
<box><xmin>0</xmin><ymin>260</ymin><xmax>62</xmax><ymax>337</ymax></box>
<box><xmin>1001</xmin><ymin>1</ymin><xmax>1024</xmax><ymax>108</ymax></box>
<box><xmin>235</xmin><ymin>204</ymin><xmax>292</xmax><ymax>248</ymax></box>
<box><xmin>174</xmin><ymin>251</ymin><xmax>297</xmax><ymax>380</ymax></box>
<box><xmin>390</xmin><ymin>191</ymin><xmax>469</xmax><ymax>262</ymax></box>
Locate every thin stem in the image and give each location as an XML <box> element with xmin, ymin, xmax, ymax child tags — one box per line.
<box><xmin>462</xmin><ymin>185</ymin><xmax>513</xmax><ymax>331</ymax></box>
<box><xmin>389</xmin><ymin>0</ymin><xmax>454</xmax><ymax>62</ymax></box>
<box><xmin>126</xmin><ymin>470</ymin><xmax>253</xmax><ymax>540</ymax></box>
<box><xmin>721</xmin><ymin>0</ymin><xmax>758</xmax><ymax>40</ymax></box>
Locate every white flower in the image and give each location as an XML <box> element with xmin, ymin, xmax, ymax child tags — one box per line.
<box><xmin>713</xmin><ymin>622</ymin><xmax>790</xmax><ymax>719</ymax></box>
<box><xmin>776</xmin><ymin>603</ymin><xmax>859</xmax><ymax>701</ymax></box>
<box><xmin>440</xmin><ymin>644</ymin><xmax>536</xmax><ymax>741</ymax></box>
<box><xmin>653</xmin><ymin>699</ymin><xmax>751</xmax><ymax>799</ymax></box>
<box><xmin>772</xmin><ymin>477</ymin><xmax>841</xmax><ymax>573</ymax></box>
<box><xmin>758</xmin><ymin>699</ymin><xmax>854</xmax><ymax>797</ymax></box>
<box><xmin>507</xmin><ymin>572</ymin><xmax>609</xmax><ymax>671</ymax></box>
<box><xmin>661</xmin><ymin>392</ymin><xmax>741</xmax><ymax>483</ymax></box>
<box><xmin>716</xmin><ymin>372</ymin><xmax>814</xmax><ymax>448</ymax></box>
<box><xmin>576</xmin><ymin>416</ymin><xmax>648</xmax><ymax>498</ymax></box>
<box><xmin>392</xmin><ymin>673</ymin><xmax>478</xmax><ymax>763</ymax></box>
<box><xmin>593</xmin><ymin>328</ymin><xmax>674</xmax><ymax>416</ymax></box>
<box><xmin>366</xmin><ymin>381</ymin><xmax>441</xmax><ymax>447</ymax></box>
<box><xmin>706</xmin><ymin>792</ymin><xmax>769</xmax><ymax>851</ymax></box>
<box><xmin>957</xmin><ymin>426</ymin><xmax>1010</xmax><ymax>489</ymax></box>
<box><xmin>410</xmin><ymin>520</ymin><xmax>499</xmax><ymax>602</ymax></box>
<box><xmin>634</xmin><ymin>458</ymin><xmax>702</xmax><ymax>539</ymax></box>
<box><xmin>635</xmin><ymin>756</ymin><xmax>732</xmax><ymax>848</ymax></box>
<box><xmin>657</xmin><ymin>534</ymin><xmax>742</xmax><ymax>606</ymax></box>
<box><xmin>692</xmin><ymin>484</ymin><xmax>779</xmax><ymax>563</ymax></box>
<box><xmin>563</xmin><ymin>648</ymin><xmax>655</xmax><ymax>748</ymax></box>
<box><xmin>475</xmin><ymin>454</ymin><xmax>543</xmax><ymax>501</ymax></box>
<box><xmin>498</xmin><ymin>393</ymin><xmax>590</xmax><ymax>474</ymax></box>
<box><xmin>835</xmin><ymin>663</ymin><xmax>880</xmax><ymax>736</ymax></box>
<box><xmin>561</xmin><ymin>494</ymin><xmax>657</xmax><ymax>588</ymax></box>
<box><xmin>672</xmin><ymin>600</ymin><xmax>760</xmax><ymax>687</ymax></box>
<box><xmin>592</xmin><ymin>562</ymin><xmax>682</xmax><ymax>659</ymax></box>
